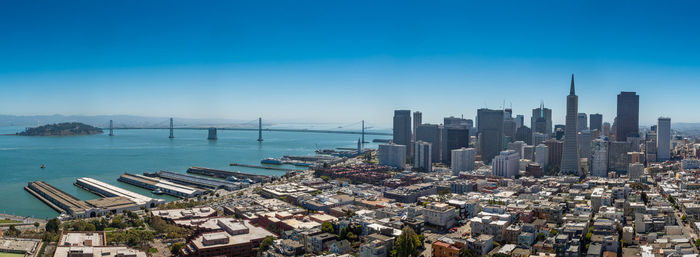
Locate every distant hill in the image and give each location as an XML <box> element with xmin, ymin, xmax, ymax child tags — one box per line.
<box><xmin>16</xmin><ymin>122</ymin><xmax>103</xmax><ymax>136</ymax></box>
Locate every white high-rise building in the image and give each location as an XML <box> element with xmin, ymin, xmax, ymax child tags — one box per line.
<box><xmin>628</xmin><ymin>163</ymin><xmax>644</xmax><ymax>180</ymax></box>
<box><xmin>591</xmin><ymin>139</ymin><xmax>608</xmax><ymax>177</ymax></box>
<box><xmin>414</xmin><ymin>141</ymin><xmax>432</xmax><ymax>172</ymax></box>
<box><xmin>535</xmin><ymin>144</ymin><xmax>549</xmax><ymax>171</ymax></box>
<box><xmin>657</xmin><ymin>117</ymin><xmax>671</xmax><ymax>161</ymax></box>
<box><xmin>451</xmin><ymin>148</ymin><xmax>475</xmax><ymax>175</ymax></box>
<box><xmin>378</xmin><ymin>143</ymin><xmax>406</xmax><ymax>169</ymax></box>
<box><xmin>507</xmin><ymin>141</ymin><xmax>525</xmax><ymax>159</ymax></box>
<box><xmin>492</xmin><ymin>150</ymin><xmax>520</xmax><ymax>178</ymax></box>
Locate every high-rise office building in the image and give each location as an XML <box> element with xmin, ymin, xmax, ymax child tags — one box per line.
<box><xmin>413</xmin><ymin>141</ymin><xmax>432</xmax><ymax>172</ymax></box>
<box><xmin>515</xmin><ymin>126</ymin><xmax>532</xmax><ymax>145</ymax></box>
<box><xmin>590</xmin><ymin>113</ymin><xmax>603</xmax><ymax>132</ymax></box>
<box><xmin>577</xmin><ymin>113</ymin><xmax>588</xmax><ymax>132</ymax></box>
<box><xmin>507</xmin><ymin>141</ymin><xmax>525</xmax><ymax>159</ymax></box>
<box><xmin>477</xmin><ymin>108</ymin><xmax>505</xmax><ymax>164</ymax></box>
<box><xmin>603</xmin><ymin>122</ymin><xmax>611</xmax><ymax>138</ymax></box>
<box><xmin>412</xmin><ymin>111</ymin><xmax>422</xmax><ymax>142</ymax></box>
<box><xmin>535</xmin><ymin>144</ymin><xmax>549</xmax><ymax>171</ymax></box>
<box><xmin>503</xmin><ymin>119</ymin><xmax>517</xmax><ymax>142</ymax></box>
<box><xmin>523</xmin><ymin>145</ymin><xmax>535</xmax><ymax>160</ymax></box>
<box><xmin>578</xmin><ymin>130</ymin><xmax>592</xmax><ymax>161</ymax></box>
<box><xmin>492</xmin><ymin>150</ymin><xmax>520</xmax><ymax>178</ymax></box>
<box><xmin>416</xmin><ymin>124</ymin><xmax>441</xmax><ymax>163</ymax></box>
<box><xmin>608</xmin><ymin>141</ymin><xmax>630</xmax><ymax>174</ymax></box>
<box><xmin>616</xmin><ymin>92</ymin><xmax>639</xmax><ymax>142</ymax></box>
<box><xmin>533</xmin><ymin>133</ymin><xmax>548</xmax><ymax>146</ymax></box>
<box><xmin>657</xmin><ymin>117</ymin><xmax>671</xmax><ymax>161</ymax></box>
<box><xmin>444</xmin><ymin>116</ymin><xmax>469</xmax><ymax>127</ymax></box>
<box><xmin>441</xmin><ymin>126</ymin><xmax>469</xmax><ymax>163</ymax></box>
<box><xmin>379</xmin><ymin>143</ymin><xmax>407</xmax><ymax>169</ymax></box>
<box><xmin>393</xmin><ymin>110</ymin><xmax>412</xmax><ymax>157</ymax></box>
<box><xmin>561</xmin><ymin>75</ymin><xmax>580</xmax><ymax>175</ymax></box>
<box><xmin>451</xmin><ymin>148</ymin><xmax>475</xmax><ymax>175</ymax></box>
<box><xmin>591</xmin><ymin>139</ymin><xmax>608</xmax><ymax>177</ymax></box>
<box><xmin>531</xmin><ymin>103</ymin><xmax>552</xmax><ymax>138</ymax></box>
<box><xmin>544</xmin><ymin>139</ymin><xmax>563</xmax><ymax>173</ymax></box>
<box><xmin>515</xmin><ymin>115</ymin><xmax>524</xmax><ymax>129</ymax></box>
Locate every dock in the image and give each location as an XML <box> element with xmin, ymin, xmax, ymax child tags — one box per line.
<box><xmin>118</xmin><ymin>173</ymin><xmax>202</xmax><ymax>198</ymax></box>
<box><xmin>75</xmin><ymin>177</ymin><xmax>165</xmax><ymax>208</ymax></box>
<box><xmin>25</xmin><ymin>181</ymin><xmax>143</xmax><ymax>218</ymax></box>
<box><xmin>229</xmin><ymin>163</ymin><xmax>304</xmax><ymax>172</ymax></box>
<box><xmin>147</xmin><ymin>171</ymin><xmax>248</xmax><ymax>191</ymax></box>
<box><xmin>25</xmin><ymin>181</ymin><xmax>90</xmax><ymax>216</ymax></box>
<box><xmin>186</xmin><ymin>166</ymin><xmax>274</xmax><ymax>182</ymax></box>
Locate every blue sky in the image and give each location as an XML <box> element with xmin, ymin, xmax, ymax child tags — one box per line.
<box><xmin>1</xmin><ymin>0</ymin><xmax>699</xmax><ymax>127</ymax></box>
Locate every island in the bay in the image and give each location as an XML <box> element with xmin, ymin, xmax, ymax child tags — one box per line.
<box><xmin>16</xmin><ymin>122</ymin><xmax>103</xmax><ymax>136</ymax></box>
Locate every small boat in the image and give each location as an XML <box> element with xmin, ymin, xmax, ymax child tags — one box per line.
<box><xmin>152</xmin><ymin>189</ymin><xmax>163</xmax><ymax>195</ymax></box>
<box><xmin>40</xmin><ymin>164</ymin><xmax>46</xmax><ymax>169</ymax></box>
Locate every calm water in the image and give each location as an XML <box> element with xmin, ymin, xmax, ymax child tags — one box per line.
<box><xmin>0</xmin><ymin>127</ymin><xmax>385</xmax><ymax>219</ymax></box>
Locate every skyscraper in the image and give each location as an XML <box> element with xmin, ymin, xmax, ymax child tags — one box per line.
<box><xmin>413</xmin><ymin>141</ymin><xmax>432</xmax><ymax>172</ymax></box>
<box><xmin>416</xmin><ymin>124</ymin><xmax>441</xmax><ymax>163</ymax></box>
<box><xmin>657</xmin><ymin>117</ymin><xmax>671</xmax><ymax>161</ymax></box>
<box><xmin>379</xmin><ymin>143</ymin><xmax>407</xmax><ymax>169</ymax></box>
<box><xmin>603</xmin><ymin>122</ymin><xmax>611</xmax><ymax>138</ymax></box>
<box><xmin>590</xmin><ymin>113</ymin><xmax>603</xmax><ymax>132</ymax></box>
<box><xmin>451</xmin><ymin>148</ymin><xmax>475</xmax><ymax>175</ymax></box>
<box><xmin>393</xmin><ymin>110</ymin><xmax>411</xmax><ymax>157</ymax></box>
<box><xmin>531</xmin><ymin>103</ymin><xmax>552</xmax><ymax>138</ymax></box>
<box><xmin>615</xmin><ymin>92</ymin><xmax>640</xmax><ymax>142</ymax></box>
<box><xmin>441</xmin><ymin>126</ymin><xmax>469</xmax><ymax>163</ymax></box>
<box><xmin>591</xmin><ymin>138</ymin><xmax>608</xmax><ymax>177</ymax></box>
<box><xmin>412</xmin><ymin>111</ymin><xmax>422</xmax><ymax>142</ymax></box>
<box><xmin>561</xmin><ymin>75</ymin><xmax>580</xmax><ymax>175</ymax></box>
<box><xmin>544</xmin><ymin>139</ymin><xmax>563</xmax><ymax>173</ymax></box>
<box><xmin>492</xmin><ymin>150</ymin><xmax>520</xmax><ymax>178</ymax></box>
<box><xmin>535</xmin><ymin>144</ymin><xmax>549</xmax><ymax>171</ymax></box>
<box><xmin>577</xmin><ymin>113</ymin><xmax>587</xmax><ymax>132</ymax></box>
<box><xmin>477</xmin><ymin>108</ymin><xmax>505</xmax><ymax>164</ymax></box>
<box><xmin>578</xmin><ymin>130</ymin><xmax>592</xmax><ymax>161</ymax></box>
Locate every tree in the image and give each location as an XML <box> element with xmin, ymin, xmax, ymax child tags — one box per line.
<box><xmin>34</xmin><ymin>222</ymin><xmax>40</xmax><ymax>230</ymax></box>
<box><xmin>536</xmin><ymin>232</ymin><xmax>546</xmax><ymax>241</ymax></box>
<box><xmin>695</xmin><ymin>239</ymin><xmax>700</xmax><ymax>248</ymax></box>
<box><xmin>258</xmin><ymin>236</ymin><xmax>275</xmax><ymax>254</ymax></box>
<box><xmin>321</xmin><ymin>222</ymin><xmax>335</xmax><ymax>234</ymax></box>
<box><xmin>46</xmin><ymin>218</ymin><xmax>60</xmax><ymax>233</ymax></box>
<box><xmin>549</xmin><ymin>229</ymin><xmax>558</xmax><ymax>237</ymax></box>
<box><xmin>394</xmin><ymin>226</ymin><xmax>421</xmax><ymax>257</ymax></box>
<box><xmin>682</xmin><ymin>215</ymin><xmax>687</xmax><ymax>222</ymax></box>
<box><xmin>347</xmin><ymin>232</ymin><xmax>358</xmax><ymax>241</ymax></box>
<box><xmin>6</xmin><ymin>225</ymin><xmax>20</xmax><ymax>237</ymax></box>
<box><xmin>85</xmin><ymin>223</ymin><xmax>96</xmax><ymax>231</ymax></box>
<box><xmin>170</xmin><ymin>242</ymin><xmax>185</xmax><ymax>255</ymax></box>
<box><xmin>641</xmin><ymin>192</ymin><xmax>649</xmax><ymax>204</ymax></box>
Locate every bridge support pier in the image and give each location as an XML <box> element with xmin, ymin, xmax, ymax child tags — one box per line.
<box><xmin>257</xmin><ymin>117</ymin><xmax>263</xmax><ymax>142</ymax></box>
<box><xmin>208</xmin><ymin>127</ymin><xmax>218</xmax><ymax>140</ymax></box>
<box><xmin>109</xmin><ymin>120</ymin><xmax>114</xmax><ymax>136</ymax></box>
<box><xmin>169</xmin><ymin>118</ymin><xmax>174</xmax><ymax>139</ymax></box>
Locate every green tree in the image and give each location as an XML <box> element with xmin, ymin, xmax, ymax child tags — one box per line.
<box><xmin>170</xmin><ymin>242</ymin><xmax>185</xmax><ymax>255</ymax></box>
<box><xmin>321</xmin><ymin>222</ymin><xmax>335</xmax><ymax>234</ymax></box>
<box><xmin>695</xmin><ymin>239</ymin><xmax>700</xmax><ymax>248</ymax></box>
<box><xmin>536</xmin><ymin>232</ymin><xmax>545</xmax><ymax>241</ymax></box>
<box><xmin>6</xmin><ymin>225</ymin><xmax>20</xmax><ymax>237</ymax></box>
<box><xmin>347</xmin><ymin>232</ymin><xmax>358</xmax><ymax>241</ymax></box>
<box><xmin>258</xmin><ymin>236</ymin><xmax>275</xmax><ymax>254</ymax></box>
<box><xmin>682</xmin><ymin>215</ymin><xmax>687</xmax><ymax>222</ymax></box>
<box><xmin>394</xmin><ymin>226</ymin><xmax>421</xmax><ymax>257</ymax></box>
<box><xmin>34</xmin><ymin>222</ymin><xmax>40</xmax><ymax>230</ymax></box>
<box><xmin>549</xmin><ymin>229</ymin><xmax>558</xmax><ymax>237</ymax></box>
<box><xmin>46</xmin><ymin>218</ymin><xmax>60</xmax><ymax>233</ymax></box>
<box><xmin>85</xmin><ymin>223</ymin><xmax>96</xmax><ymax>231</ymax></box>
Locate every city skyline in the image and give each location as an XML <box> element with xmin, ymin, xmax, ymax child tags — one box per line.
<box><xmin>2</xmin><ymin>1</ymin><xmax>700</xmax><ymax>126</ymax></box>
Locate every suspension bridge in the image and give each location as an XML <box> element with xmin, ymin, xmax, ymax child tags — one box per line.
<box><xmin>103</xmin><ymin>118</ymin><xmax>391</xmax><ymax>140</ymax></box>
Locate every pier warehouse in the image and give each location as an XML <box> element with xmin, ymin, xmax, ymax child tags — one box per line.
<box><xmin>75</xmin><ymin>177</ymin><xmax>165</xmax><ymax>208</ymax></box>
<box><xmin>186</xmin><ymin>166</ymin><xmax>272</xmax><ymax>183</ymax></box>
<box><xmin>25</xmin><ymin>181</ymin><xmax>143</xmax><ymax>218</ymax></box>
<box><xmin>118</xmin><ymin>173</ymin><xmax>202</xmax><ymax>198</ymax></box>
<box><xmin>148</xmin><ymin>171</ymin><xmax>248</xmax><ymax>191</ymax></box>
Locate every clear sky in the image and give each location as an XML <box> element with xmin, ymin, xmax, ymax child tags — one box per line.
<box><xmin>1</xmin><ymin>0</ymin><xmax>699</xmax><ymax>127</ymax></box>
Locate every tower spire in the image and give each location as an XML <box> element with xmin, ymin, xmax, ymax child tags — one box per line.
<box><xmin>570</xmin><ymin>74</ymin><xmax>575</xmax><ymax>95</ymax></box>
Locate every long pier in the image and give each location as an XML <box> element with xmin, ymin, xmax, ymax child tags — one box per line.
<box><xmin>186</xmin><ymin>166</ymin><xmax>273</xmax><ymax>182</ymax></box>
<box><xmin>103</xmin><ymin>127</ymin><xmax>391</xmax><ymax>136</ymax></box>
<box><xmin>229</xmin><ymin>163</ymin><xmax>304</xmax><ymax>172</ymax></box>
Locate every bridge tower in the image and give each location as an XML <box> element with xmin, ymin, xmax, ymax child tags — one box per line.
<box><xmin>169</xmin><ymin>118</ymin><xmax>174</xmax><ymax>139</ymax></box>
<box><xmin>257</xmin><ymin>117</ymin><xmax>263</xmax><ymax>142</ymax></box>
<box><xmin>208</xmin><ymin>127</ymin><xmax>217</xmax><ymax>140</ymax></box>
<box><xmin>361</xmin><ymin>120</ymin><xmax>365</xmax><ymax>144</ymax></box>
<box><xmin>109</xmin><ymin>120</ymin><xmax>114</xmax><ymax>136</ymax></box>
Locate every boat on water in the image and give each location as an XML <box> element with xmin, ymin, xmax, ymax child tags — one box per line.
<box><xmin>40</xmin><ymin>164</ymin><xmax>46</xmax><ymax>169</ymax></box>
<box><xmin>152</xmin><ymin>189</ymin><xmax>164</xmax><ymax>195</ymax></box>
<box><xmin>261</xmin><ymin>158</ymin><xmax>283</xmax><ymax>165</ymax></box>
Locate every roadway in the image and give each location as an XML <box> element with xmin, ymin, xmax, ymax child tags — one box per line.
<box><xmin>104</xmin><ymin>127</ymin><xmax>391</xmax><ymax>136</ymax></box>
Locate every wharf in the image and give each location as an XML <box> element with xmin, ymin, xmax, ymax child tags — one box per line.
<box><xmin>118</xmin><ymin>173</ymin><xmax>201</xmax><ymax>198</ymax></box>
<box><xmin>187</xmin><ymin>166</ymin><xmax>274</xmax><ymax>182</ymax></box>
<box><xmin>24</xmin><ymin>181</ymin><xmax>91</xmax><ymax>216</ymax></box>
<box><xmin>229</xmin><ymin>163</ymin><xmax>303</xmax><ymax>172</ymax></box>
